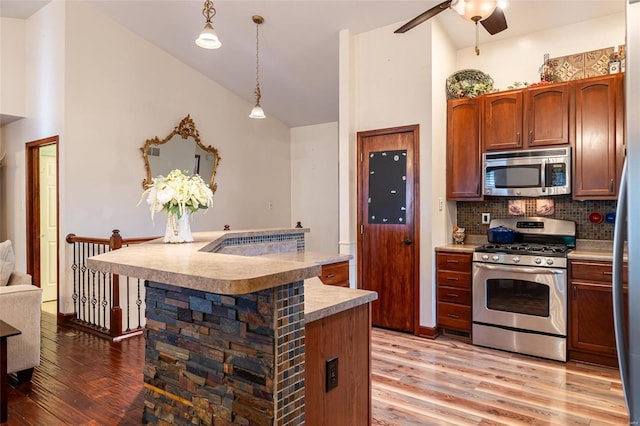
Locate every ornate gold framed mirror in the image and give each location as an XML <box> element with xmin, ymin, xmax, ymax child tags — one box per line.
<box><xmin>141</xmin><ymin>115</ymin><xmax>221</xmax><ymax>192</ymax></box>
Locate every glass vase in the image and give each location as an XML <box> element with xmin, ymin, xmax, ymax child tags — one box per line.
<box><xmin>164</xmin><ymin>210</ymin><xmax>193</xmax><ymax>243</ymax></box>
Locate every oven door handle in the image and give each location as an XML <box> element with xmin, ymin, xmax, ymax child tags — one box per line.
<box><xmin>473</xmin><ymin>263</ymin><xmax>565</xmax><ymax>275</ymax></box>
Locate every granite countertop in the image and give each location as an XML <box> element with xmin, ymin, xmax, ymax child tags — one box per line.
<box><xmin>86</xmin><ymin>229</ymin><xmax>342</xmax><ymax>295</ymax></box>
<box><xmin>304</xmin><ymin>277</ymin><xmax>377</xmax><ymax>323</ymax></box>
<box><xmin>435</xmin><ymin>234</ymin><xmax>486</xmax><ymax>253</ymax></box>
<box><xmin>435</xmin><ymin>236</ymin><xmax>627</xmax><ymax>262</ymax></box>
<box><xmin>569</xmin><ymin>239</ymin><xmax>628</xmax><ymax>262</ymax></box>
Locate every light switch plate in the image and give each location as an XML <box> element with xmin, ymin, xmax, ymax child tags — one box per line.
<box><xmin>482</xmin><ymin>213</ymin><xmax>491</xmax><ymax>224</ymax></box>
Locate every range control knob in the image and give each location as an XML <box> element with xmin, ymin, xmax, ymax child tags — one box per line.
<box><xmin>534</xmin><ymin>257</ymin><xmax>542</xmax><ymax>265</ymax></box>
<box><xmin>492</xmin><ymin>255</ymin><xmax>500</xmax><ymax>262</ymax></box>
<box><xmin>546</xmin><ymin>258</ymin><xmax>555</xmax><ymax>266</ymax></box>
<box><xmin>482</xmin><ymin>254</ymin><xmax>489</xmax><ymax>261</ymax></box>
<box><xmin>513</xmin><ymin>256</ymin><xmax>520</xmax><ymax>263</ymax></box>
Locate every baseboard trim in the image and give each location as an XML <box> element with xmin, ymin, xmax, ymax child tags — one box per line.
<box><xmin>416</xmin><ymin>325</ymin><xmax>439</xmax><ymax>339</ymax></box>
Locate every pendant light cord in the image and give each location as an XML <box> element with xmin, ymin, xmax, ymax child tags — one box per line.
<box><xmin>254</xmin><ymin>19</ymin><xmax>262</xmax><ymax>103</ymax></box>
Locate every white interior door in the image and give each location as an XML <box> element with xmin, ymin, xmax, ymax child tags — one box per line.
<box><xmin>40</xmin><ymin>145</ymin><xmax>57</xmax><ymax>303</ymax></box>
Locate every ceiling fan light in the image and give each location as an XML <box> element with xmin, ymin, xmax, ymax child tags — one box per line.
<box><xmin>454</xmin><ymin>0</ymin><xmax>497</xmax><ymax>22</ymax></box>
<box><xmin>196</xmin><ymin>22</ymin><xmax>222</xmax><ymax>49</ymax></box>
<box><xmin>249</xmin><ymin>104</ymin><xmax>266</xmax><ymax>119</ymax></box>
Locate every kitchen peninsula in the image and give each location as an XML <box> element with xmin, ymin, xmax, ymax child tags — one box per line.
<box><xmin>87</xmin><ymin>228</ymin><xmax>376</xmax><ymax>426</ymax></box>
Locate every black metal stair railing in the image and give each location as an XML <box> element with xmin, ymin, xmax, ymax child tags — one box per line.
<box><xmin>65</xmin><ymin>230</ymin><xmax>155</xmax><ymax>341</ymax></box>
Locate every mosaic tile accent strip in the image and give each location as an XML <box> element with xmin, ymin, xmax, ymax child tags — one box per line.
<box><xmin>548</xmin><ymin>45</ymin><xmax>625</xmax><ymax>81</ymax></box>
<box><xmin>142</xmin><ymin>280</ymin><xmax>306</xmax><ymax>425</ymax></box>
<box><xmin>274</xmin><ymin>281</ymin><xmax>305</xmax><ymax>425</ymax></box>
<box><xmin>215</xmin><ymin>233</ymin><xmax>306</xmax><ymax>253</ymax></box>
<box><xmin>457</xmin><ymin>196</ymin><xmax>617</xmax><ymax>240</ymax></box>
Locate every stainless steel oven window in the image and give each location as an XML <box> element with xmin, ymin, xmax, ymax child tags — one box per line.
<box><xmin>485</xmin><ymin>278</ymin><xmax>550</xmax><ymax>317</ymax></box>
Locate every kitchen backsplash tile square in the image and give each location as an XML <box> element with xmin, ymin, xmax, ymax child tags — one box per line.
<box><xmin>457</xmin><ymin>195</ymin><xmax>617</xmax><ymax>240</ymax></box>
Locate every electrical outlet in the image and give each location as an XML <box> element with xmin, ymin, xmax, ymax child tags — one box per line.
<box><xmin>325</xmin><ymin>357</ymin><xmax>338</xmax><ymax>392</ymax></box>
<box><xmin>438</xmin><ymin>197</ymin><xmax>444</xmax><ymax>211</ymax></box>
<box><xmin>482</xmin><ymin>213</ymin><xmax>491</xmax><ymax>224</ymax></box>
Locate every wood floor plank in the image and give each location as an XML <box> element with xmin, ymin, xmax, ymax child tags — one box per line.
<box><xmin>4</xmin><ymin>314</ymin><xmax>629</xmax><ymax>425</ymax></box>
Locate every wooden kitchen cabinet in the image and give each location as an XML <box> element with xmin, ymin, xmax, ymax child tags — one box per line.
<box><xmin>568</xmin><ymin>259</ymin><xmax>628</xmax><ymax>367</ymax></box>
<box><xmin>446</xmin><ymin>98</ymin><xmax>483</xmax><ymax>200</ymax></box>
<box><xmin>483</xmin><ymin>83</ymin><xmax>571</xmax><ymax>151</ymax></box>
<box><xmin>305</xmin><ymin>303</ymin><xmax>371</xmax><ymax>425</ymax></box>
<box><xmin>483</xmin><ymin>90</ymin><xmax>524</xmax><ymax>151</ymax></box>
<box><xmin>573</xmin><ymin>74</ymin><xmax>625</xmax><ymax>200</ymax></box>
<box><xmin>525</xmin><ymin>83</ymin><xmax>572</xmax><ymax>148</ymax></box>
<box><xmin>436</xmin><ymin>251</ymin><xmax>472</xmax><ymax>337</ymax></box>
<box><xmin>319</xmin><ymin>261</ymin><xmax>349</xmax><ymax>287</ymax></box>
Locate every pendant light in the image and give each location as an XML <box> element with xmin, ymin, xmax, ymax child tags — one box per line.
<box><xmin>196</xmin><ymin>0</ymin><xmax>221</xmax><ymax>49</ymax></box>
<box><xmin>249</xmin><ymin>15</ymin><xmax>266</xmax><ymax>119</ymax></box>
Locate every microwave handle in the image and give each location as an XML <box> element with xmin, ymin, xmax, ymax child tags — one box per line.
<box><xmin>541</xmin><ymin>159</ymin><xmax>547</xmax><ymax>193</ymax></box>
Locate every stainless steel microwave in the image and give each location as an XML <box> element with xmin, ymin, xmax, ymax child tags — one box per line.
<box><xmin>483</xmin><ymin>147</ymin><xmax>571</xmax><ymax>197</ymax></box>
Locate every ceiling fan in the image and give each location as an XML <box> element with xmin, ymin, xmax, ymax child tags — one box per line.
<box><xmin>395</xmin><ymin>0</ymin><xmax>508</xmax><ymax>55</ymax></box>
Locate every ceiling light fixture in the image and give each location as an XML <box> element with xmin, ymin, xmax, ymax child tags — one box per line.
<box><xmin>195</xmin><ymin>0</ymin><xmax>221</xmax><ymax>49</ymax></box>
<box><xmin>249</xmin><ymin>15</ymin><xmax>266</xmax><ymax>119</ymax></box>
<box><xmin>451</xmin><ymin>0</ymin><xmax>498</xmax><ymax>55</ymax></box>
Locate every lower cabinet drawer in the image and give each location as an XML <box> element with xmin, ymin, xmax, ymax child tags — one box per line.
<box><xmin>437</xmin><ymin>302</ymin><xmax>471</xmax><ymax>331</ymax></box>
<box><xmin>319</xmin><ymin>261</ymin><xmax>349</xmax><ymax>286</ymax></box>
<box><xmin>437</xmin><ymin>287</ymin><xmax>471</xmax><ymax>305</ymax></box>
<box><xmin>436</xmin><ymin>270</ymin><xmax>470</xmax><ymax>289</ymax></box>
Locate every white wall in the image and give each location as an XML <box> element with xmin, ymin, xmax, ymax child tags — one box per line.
<box><xmin>425</xmin><ymin>20</ymin><xmax>457</xmax><ymax>327</ymax></box>
<box><xmin>353</xmin><ymin>19</ymin><xmax>453</xmax><ymax>328</ymax></box>
<box><xmin>0</xmin><ymin>18</ymin><xmax>26</xmax><ymax>120</ymax></box>
<box><xmin>2</xmin><ymin>1</ymin><xmax>66</xmax><ymax>267</ymax></box>
<box><xmin>290</xmin><ymin>122</ymin><xmax>339</xmax><ymax>252</ymax></box>
<box><xmin>456</xmin><ymin>13</ymin><xmax>626</xmax><ymax>90</ymax></box>
<box><xmin>2</xmin><ymin>0</ymin><xmax>292</xmax><ymax>313</ymax></box>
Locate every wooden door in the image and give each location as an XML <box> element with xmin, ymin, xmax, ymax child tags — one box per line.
<box><xmin>483</xmin><ymin>91</ymin><xmax>523</xmax><ymax>151</ymax></box>
<box><xmin>524</xmin><ymin>83</ymin><xmax>571</xmax><ymax>147</ymax></box>
<box><xmin>573</xmin><ymin>74</ymin><xmax>624</xmax><ymax>200</ymax></box>
<box><xmin>446</xmin><ymin>98</ymin><xmax>482</xmax><ymax>200</ymax></box>
<box><xmin>26</xmin><ymin>136</ymin><xmax>59</xmax><ymax>294</ymax></box>
<box><xmin>357</xmin><ymin>125</ymin><xmax>418</xmax><ymax>333</ymax></box>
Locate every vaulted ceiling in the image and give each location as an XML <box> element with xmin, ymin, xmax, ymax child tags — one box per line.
<box><xmin>1</xmin><ymin>0</ymin><xmax>625</xmax><ymax>127</ymax></box>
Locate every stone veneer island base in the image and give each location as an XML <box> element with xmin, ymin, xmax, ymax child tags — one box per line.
<box><xmin>87</xmin><ymin>229</ymin><xmax>376</xmax><ymax>425</ymax></box>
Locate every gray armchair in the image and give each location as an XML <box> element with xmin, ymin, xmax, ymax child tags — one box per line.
<box><xmin>0</xmin><ymin>270</ymin><xmax>42</xmax><ymax>382</ymax></box>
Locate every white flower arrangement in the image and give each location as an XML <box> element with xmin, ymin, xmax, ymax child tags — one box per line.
<box><xmin>140</xmin><ymin>169</ymin><xmax>213</xmax><ymax>223</ymax></box>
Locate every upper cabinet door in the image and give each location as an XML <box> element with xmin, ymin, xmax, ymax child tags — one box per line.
<box><xmin>524</xmin><ymin>83</ymin><xmax>572</xmax><ymax>147</ymax></box>
<box><xmin>573</xmin><ymin>74</ymin><xmax>624</xmax><ymax>200</ymax></box>
<box><xmin>447</xmin><ymin>98</ymin><xmax>483</xmax><ymax>200</ymax></box>
<box><xmin>483</xmin><ymin>91</ymin><xmax>523</xmax><ymax>151</ymax></box>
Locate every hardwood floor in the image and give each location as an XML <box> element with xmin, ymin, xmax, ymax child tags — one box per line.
<box><xmin>371</xmin><ymin>328</ymin><xmax>628</xmax><ymax>426</ymax></box>
<box><xmin>4</xmin><ymin>314</ymin><xmax>628</xmax><ymax>425</ymax></box>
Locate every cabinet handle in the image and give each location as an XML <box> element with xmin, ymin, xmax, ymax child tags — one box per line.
<box><xmin>517</xmin><ymin>133</ymin><xmax>521</xmax><ymax>144</ymax></box>
<box><xmin>610</xmin><ymin>179</ymin><xmax>614</xmax><ymax>193</ymax></box>
<box><xmin>447</xmin><ymin>314</ymin><xmax>460</xmax><ymax>319</ymax></box>
<box><xmin>446</xmin><ymin>260</ymin><xmax>459</xmax><ymax>264</ymax></box>
<box><xmin>325</xmin><ymin>273</ymin><xmax>337</xmax><ymax>279</ymax></box>
<box><xmin>446</xmin><ymin>293</ymin><xmax>460</xmax><ymax>298</ymax></box>
<box><xmin>573</xmin><ymin>285</ymin><xmax>577</xmax><ymax>298</ymax></box>
<box><xmin>529</xmin><ymin>130</ymin><xmax>533</xmax><ymax>143</ymax></box>
<box><xmin>447</xmin><ymin>277</ymin><xmax>460</xmax><ymax>281</ymax></box>
<box><xmin>603</xmin><ymin>271</ymin><xmax>613</xmax><ymax>276</ymax></box>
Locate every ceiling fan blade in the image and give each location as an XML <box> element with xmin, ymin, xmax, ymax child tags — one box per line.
<box><xmin>480</xmin><ymin>7</ymin><xmax>508</xmax><ymax>35</ymax></box>
<box><xmin>394</xmin><ymin>1</ymin><xmax>452</xmax><ymax>34</ymax></box>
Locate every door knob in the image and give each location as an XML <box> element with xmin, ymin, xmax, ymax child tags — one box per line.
<box><xmin>404</xmin><ymin>239</ymin><xmax>413</xmax><ymax>245</ymax></box>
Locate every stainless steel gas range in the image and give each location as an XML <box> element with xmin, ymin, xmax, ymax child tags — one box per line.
<box><xmin>472</xmin><ymin>217</ymin><xmax>576</xmax><ymax>362</ymax></box>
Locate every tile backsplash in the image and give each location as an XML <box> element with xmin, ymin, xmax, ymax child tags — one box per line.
<box><xmin>457</xmin><ymin>195</ymin><xmax>617</xmax><ymax>240</ymax></box>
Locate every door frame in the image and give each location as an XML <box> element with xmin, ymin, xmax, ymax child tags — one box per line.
<box><xmin>25</xmin><ymin>136</ymin><xmax>59</xmax><ymax>304</ymax></box>
<box><xmin>356</xmin><ymin>124</ymin><xmax>420</xmax><ymax>335</ymax></box>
